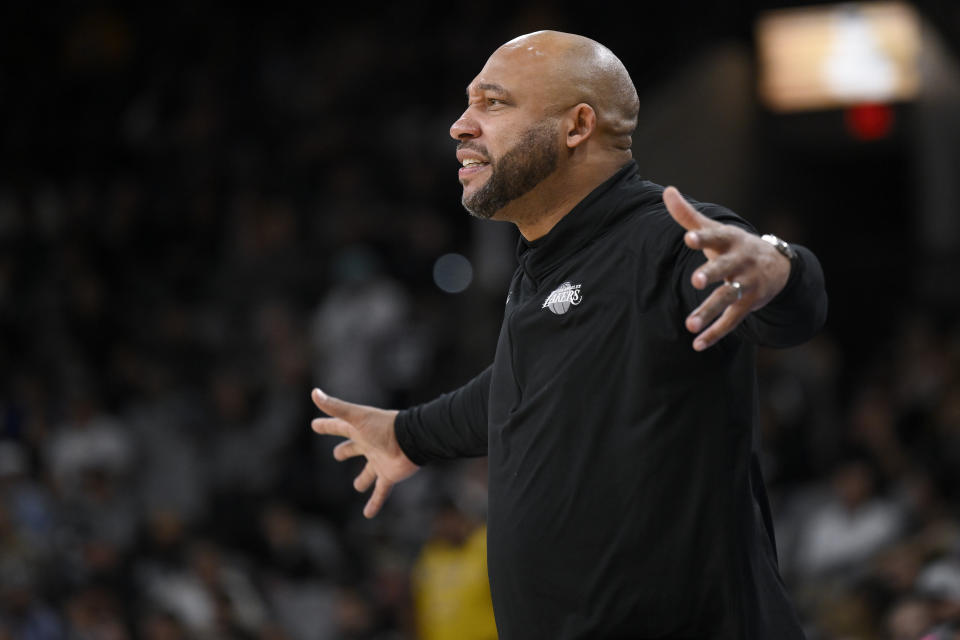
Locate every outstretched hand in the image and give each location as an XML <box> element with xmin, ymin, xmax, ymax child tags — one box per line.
<box><xmin>663</xmin><ymin>186</ymin><xmax>792</xmax><ymax>351</ymax></box>
<box><xmin>311</xmin><ymin>389</ymin><xmax>419</xmax><ymax>518</ymax></box>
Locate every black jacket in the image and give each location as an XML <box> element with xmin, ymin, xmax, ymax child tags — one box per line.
<box><xmin>396</xmin><ymin>162</ymin><xmax>827</xmax><ymax>639</ymax></box>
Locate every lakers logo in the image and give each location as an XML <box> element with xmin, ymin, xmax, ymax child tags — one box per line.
<box><xmin>542</xmin><ymin>282</ymin><xmax>583</xmax><ymax>315</ymax></box>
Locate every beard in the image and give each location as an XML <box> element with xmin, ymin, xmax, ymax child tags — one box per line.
<box><xmin>460</xmin><ymin>121</ymin><xmax>560</xmax><ymax>220</ymax></box>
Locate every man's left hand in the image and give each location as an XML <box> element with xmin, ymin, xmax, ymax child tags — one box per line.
<box><xmin>663</xmin><ymin>186</ymin><xmax>791</xmax><ymax>352</ymax></box>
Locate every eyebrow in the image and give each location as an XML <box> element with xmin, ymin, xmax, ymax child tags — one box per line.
<box><xmin>466</xmin><ymin>82</ymin><xmax>511</xmax><ymax>98</ymax></box>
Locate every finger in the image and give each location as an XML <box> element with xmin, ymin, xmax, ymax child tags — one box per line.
<box><xmin>354</xmin><ymin>462</ymin><xmax>376</xmax><ymax>493</ymax></box>
<box><xmin>684</xmin><ymin>224</ymin><xmax>736</xmax><ymax>254</ymax></box>
<box><xmin>691</xmin><ymin>253</ymin><xmax>742</xmax><ymax>289</ymax></box>
<box><xmin>312</xmin><ymin>388</ymin><xmax>363</xmax><ymax>422</ymax></box>
<box><xmin>363</xmin><ymin>476</ymin><xmax>394</xmax><ymax>519</ymax></box>
<box><xmin>663</xmin><ymin>186</ymin><xmax>719</xmax><ymax>234</ymax></box>
<box><xmin>692</xmin><ymin>303</ymin><xmax>750</xmax><ymax>352</ymax></box>
<box><xmin>686</xmin><ymin>282</ymin><xmax>747</xmax><ymax>334</ymax></box>
<box><xmin>311</xmin><ymin>416</ymin><xmax>352</xmax><ymax>438</ymax></box>
<box><xmin>333</xmin><ymin>439</ymin><xmax>363</xmax><ymax>461</ymax></box>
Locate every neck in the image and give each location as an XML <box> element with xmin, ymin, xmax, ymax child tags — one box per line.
<box><xmin>511</xmin><ymin>190</ymin><xmax>584</xmax><ymax>242</ymax></box>
<box><xmin>505</xmin><ymin>156</ymin><xmax>630</xmax><ymax>241</ymax></box>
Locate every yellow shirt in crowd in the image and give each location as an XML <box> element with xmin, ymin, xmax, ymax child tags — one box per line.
<box><xmin>411</xmin><ymin>525</ymin><xmax>498</xmax><ymax>640</ymax></box>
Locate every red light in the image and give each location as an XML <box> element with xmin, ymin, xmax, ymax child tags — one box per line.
<box><xmin>844</xmin><ymin>103</ymin><xmax>894</xmax><ymax>141</ymax></box>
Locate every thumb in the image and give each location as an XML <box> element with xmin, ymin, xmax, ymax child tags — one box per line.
<box><xmin>663</xmin><ymin>186</ymin><xmax>713</xmax><ymax>233</ymax></box>
<box><xmin>312</xmin><ymin>388</ymin><xmax>362</xmax><ymax>422</ymax></box>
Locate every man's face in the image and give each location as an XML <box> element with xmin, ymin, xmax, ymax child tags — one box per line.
<box><xmin>450</xmin><ymin>47</ymin><xmax>564</xmax><ymax>220</ymax></box>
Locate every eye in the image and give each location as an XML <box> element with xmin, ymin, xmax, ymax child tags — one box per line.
<box><xmin>487</xmin><ymin>98</ymin><xmax>506</xmax><ymax>106</ymax></box>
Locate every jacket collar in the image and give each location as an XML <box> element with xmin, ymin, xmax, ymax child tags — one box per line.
<box><xmin>516</xmin><ymin>161</ymin><xmax>640</xmax><ymax>284</ymax></box>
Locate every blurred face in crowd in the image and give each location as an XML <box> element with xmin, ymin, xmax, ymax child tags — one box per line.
<box><xmin>833</xmin><ymin>460</ymin><xmax>875</xmax><ymax>511</ymax></box>
<box><xmin>450</xmin><ymin>36</ymin><xmax>569</xmax><ymax>220</ymax></box>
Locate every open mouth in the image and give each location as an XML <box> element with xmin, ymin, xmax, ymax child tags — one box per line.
<box><xmin>459</xmin><ymin>158</ymin><xmax>490</xmax><ymax>177</ymax></box>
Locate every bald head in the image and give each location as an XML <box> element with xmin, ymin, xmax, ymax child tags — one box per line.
<box><xmin>490</xmin><ymin>31</ymin><xmax>640</xmax><ymax>151</ymax></box>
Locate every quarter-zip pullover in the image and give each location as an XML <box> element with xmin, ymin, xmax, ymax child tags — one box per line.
<box><xmin>396</xmin><ymin>161</ymin><xmax>827</xmax><ymax>639</ymax></box>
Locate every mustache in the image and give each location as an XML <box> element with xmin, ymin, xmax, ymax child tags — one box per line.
<box><xmin>457</xmin><ymin>141</ymin><xmax>490</xmax><ymax>160</ymax></box>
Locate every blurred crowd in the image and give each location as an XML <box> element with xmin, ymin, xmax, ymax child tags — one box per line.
<box><xmin>2</xmin><ymin>4</ymin><xmax>960</xmax><ymax>640</ymax></box>
<box><xmin>761</xmin><ymin>314</ymin><xmax>960</xmax><ymax>639</ymax></box>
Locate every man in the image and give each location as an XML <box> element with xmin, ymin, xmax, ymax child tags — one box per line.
<box><xmin>311</xmin><ymin>30</ymin><xmax>827</xmax><ymax>639</ymax></box>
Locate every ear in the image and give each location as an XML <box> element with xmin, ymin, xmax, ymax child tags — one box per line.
<box><xmin>565</xmin><ymin>103</ymin><xmax>597</xmax><ymax>149</ymax></box>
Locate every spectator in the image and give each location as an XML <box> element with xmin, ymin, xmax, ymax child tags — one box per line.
<box><xmin>410</xmin><ymin>497</ymin><xmax>496</xmax><ymax>640</ymax></box>
<box><xmin>794</xmin><ymin>453</ymin><xmax>906</xmax><ymax>580</ymax></box>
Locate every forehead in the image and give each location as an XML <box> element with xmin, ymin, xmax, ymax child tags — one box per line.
<box><xmin>467</xmin><ymin>45</ymin><xmax>557</xmax><ymax>101</ymax></box>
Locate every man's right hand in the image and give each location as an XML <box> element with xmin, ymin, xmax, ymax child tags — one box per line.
<box><xmin>311</xmin><ymin>389</ymin><xmax>420</xmax><ymax>519</ymax></box>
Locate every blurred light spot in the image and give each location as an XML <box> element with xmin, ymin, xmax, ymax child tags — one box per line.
<box><xmin>433</xmin><ymin>253</ymin><xmax>473</xmax><ymax>293</ymax></box>
<box><xmin>845</xmin><ymin>102</ymin><xmax>894</xmax><ymax>140</ymax></box>
<box><xmin>756</xmin><ymin>2</ymin><xmax>920</xmax><ymax>112</ymax></box>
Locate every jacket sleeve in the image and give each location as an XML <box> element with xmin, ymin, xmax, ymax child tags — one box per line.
<box><xmin>394</xmin><ymin>366</ymin><xmax>491</xmax><ymax>465</ymax></box>
<box><xmin>676</xmin><ymin>204</ymin><xmax>828</xmax><ymax>349</ymax></box>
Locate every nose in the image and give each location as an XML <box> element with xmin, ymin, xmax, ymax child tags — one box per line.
<box><xmin>450</xmin><ymin>109</ymin><xmax>480</xmax><ymax>141</ymax></box>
